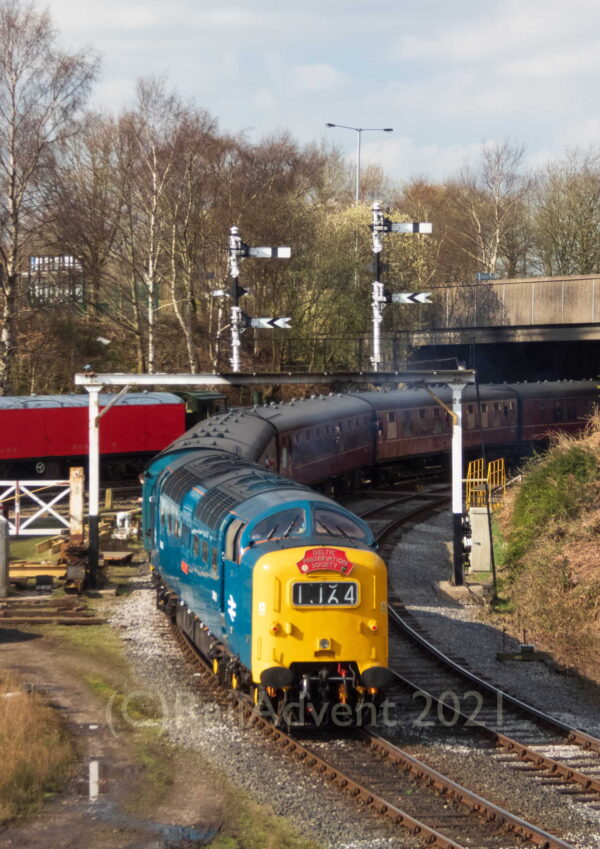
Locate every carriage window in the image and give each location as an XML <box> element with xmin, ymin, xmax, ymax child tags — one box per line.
<box><xmin>314</xmin><ymin>508</ymin><xmax>367</xmax><ymax>540</ymax></box>
<box><xmin>202</xmin><ymin>540</ymin><xmax>208</xmax><ymax>562</ymax></box>
<box><xmin>211</xmin><ymin>548</ymin><xmax>218</xmax><ymax>572</ymax></box>
<box><xmin>192</xmin><ymin>536</ymin><xmax>199</xmax><ymax>556</ymax></box>
<box><xmin>250</xmin><ymin>509</ymin><xmax>307</xmax><ymax>542</ymax></box>
<box><xmin>419</xmin><ymin>409</ymin><xmax>425</xmax><ymax>418</ymax></box>
<box><xmin>433</xmin><ymin>408</ymin><xmax>440</xmax><ymax>418</ymax></box>
<box><xmin>481</xmin><ymin>403</ymin><xmax>487</xmax><ymax>412</ymax></box>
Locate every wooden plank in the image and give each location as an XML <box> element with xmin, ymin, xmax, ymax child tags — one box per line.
<box><xmin>100</xmin><ymin>551</ymin><xmax>133</xmax><ymax>563</ymax></box>
<box><xmin>35</xmin><ymin>537</ymin><xmax>63</xmax><ymax>554</ymax></box>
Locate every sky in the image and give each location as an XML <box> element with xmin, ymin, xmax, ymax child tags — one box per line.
<box><xmin>46</xmin><ymin>0</ymin><xmax>600</xmax><ymax>183</ymax></box>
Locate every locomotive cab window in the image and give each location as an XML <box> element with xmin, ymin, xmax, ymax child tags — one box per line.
<box><xmin>225</xmin><ymin>518</ymin><xmax>246</xmax><ymax>562</ymax></box>
<box><xmin>249</xmin><ymin>508</ymin><xmax>306</xmax><ymax>543</ymax></box>
<box><xmin>314</xmin><ymin>508</ymin><xmax>367</xmax><ymax>541</ymax></box>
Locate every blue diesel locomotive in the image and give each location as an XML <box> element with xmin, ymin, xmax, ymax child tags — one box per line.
<box><xmin>143</xmin><ymin>445</ymin><xmax>391</xmax><ymax>726</ymax></box>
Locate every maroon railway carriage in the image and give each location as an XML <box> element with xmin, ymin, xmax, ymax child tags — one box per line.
<box><xmin>0</xmin><ymin>393</ymin><xmax>187</xmax><ymax>479</ymax></box>
<box><xmin>231</xmin><ymin>380</ymin><xmax>599</xmax><ymax>491</ymax></box>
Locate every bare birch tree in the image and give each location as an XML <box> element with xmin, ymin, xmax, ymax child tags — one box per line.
<box><xmin>449</xmin><ymin>140</ymin><xmax>530</xmax><ymax>277</ymax></box>
<box><xmin>0</xmin><ymin>0</ymin><xmax>98</xmax><ymax>393</ymax></box>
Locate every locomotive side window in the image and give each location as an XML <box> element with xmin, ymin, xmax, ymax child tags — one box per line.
<box><xmin>225</xmin><ymin>518</ymin><xmax>246</xmax><ymax>563</ymax></box>
<box><xmin>202</xmin><ymin>540</ymin><xmax>208</xmax><ymax>562</ymax></box>
<box><xmin>250</xmin><ymin>508</ymin><xmax>306</xmax><ymax>543</ymax></box>
<box><xmin>211</xmin><ymin>548</ymin><xmax>218</xmax><ymax>573</ymax></box>
<box><xmin>314</xmin><ymin>508</ymin><xmax>367</xmax><ymax>540</ymax></box>
<box><xmin>192</xmin><ymin>536</ymin><xmax>199</xmax><ymax>557</ymax></box>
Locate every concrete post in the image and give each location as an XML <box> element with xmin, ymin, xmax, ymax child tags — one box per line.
<box><xmin>0</xmin><ymin>514</ymin><xmax>9</xmax><ymax>598</ymax></box>
<box><xmin>449</xmin><ymin>383</ymin><xmax>466</xmax><ymax>586</ymax></box>
<box><xmin>86</xmin><ymin>387</ymin><xmax>101</xmax><ymax>586</ymax></box>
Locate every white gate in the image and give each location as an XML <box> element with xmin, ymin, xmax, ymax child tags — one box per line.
<box><xmin>0</xmin><ymin>480</ymin><xmax>70</xmax><ymax>536</ymax></box>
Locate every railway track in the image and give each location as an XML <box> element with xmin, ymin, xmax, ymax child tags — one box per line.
<box><xmin>355</xmin><ymin>490</ymin><xmax>600</xmax><ymax>808</ymax></box>
<box><xmin>169</xmin><ymin>612</ymin><xmax>578</xmax><ymax>849</ymax></box>
<box><xmin>152</xmin><ymin>486</ymin><xmax>597</xmax><ymax>848</ymax></box>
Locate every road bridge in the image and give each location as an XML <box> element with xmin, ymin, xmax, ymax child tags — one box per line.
<box><xmin>407</xmin><ymin>274</ymin><xmax>600</xmax><ymax>382</ymax></box>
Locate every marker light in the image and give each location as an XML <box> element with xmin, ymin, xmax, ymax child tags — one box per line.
<box><xmin>368</xmin><ymin>620</ymin><xmax>379</xmax><ymax>633</ymax></box>
<box><xmin>269</xmin><ymin>622</ymin><xmax>280</xmax><ymax>635</ymax></box>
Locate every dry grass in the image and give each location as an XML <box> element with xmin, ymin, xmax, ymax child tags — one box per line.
<box><xmin>0</xmin><ymin>671</ymin><xmax>74</xmax><ymax>822</ymax></box>
<box><xmin>497</xmin><ymin>413</ymin><xmax>600</xmax><ymax>682</ymax></box>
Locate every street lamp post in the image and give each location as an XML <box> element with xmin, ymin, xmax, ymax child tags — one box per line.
<box><xmin>326</xmin><ymin>123</ymin><xmax>393</xmax><ymax>202</ymax></box>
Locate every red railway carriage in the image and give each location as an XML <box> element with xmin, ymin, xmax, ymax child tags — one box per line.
<box><xmin>0</xmin><ymin>393</ymin><xmax>187</xmax><ymax>478</ymax></box>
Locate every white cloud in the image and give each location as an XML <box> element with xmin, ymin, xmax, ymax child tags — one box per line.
<box><xmin>289</xmin><ymin>63</ymin><xmax>350</xmax><ymax>94</ymax></box>
<box><xmin>501</xmin><ymin>44</ymin><xmax>600</xmax><ymax>79</ymax></box>
<box><xmin>365</xmin><ymin>136</ymin><xmax>484</xmax><ymax>183</ymax></box>
<box><xmin>42</xmin><ymin>0</ymin><xmax>600</xmax><ymax>183</ymax></box>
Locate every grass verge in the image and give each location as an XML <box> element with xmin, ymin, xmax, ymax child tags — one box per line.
<box><xmin>208</xmin><ymin>774</ymin><xmax>321</xmax><ymax>849</ymax></box>
<box><xmin>0</xmin><ymin>671</ymin><xmax>75</xmax><ymax>823</ymax></box>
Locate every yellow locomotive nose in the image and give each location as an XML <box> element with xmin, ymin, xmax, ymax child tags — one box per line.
<box><xmin>251</xmin><ymin>545</ymin><xmax>389</xmax><ymax>689</ymax></box>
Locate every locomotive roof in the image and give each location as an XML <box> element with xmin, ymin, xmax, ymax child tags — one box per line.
<box><xmin>158</xmin><ymin>448</ymin><xmax>330</xmax><ymax>529</ymax></box>
<box><xmin>0</xmin><ymin>392</ymin><xmax>184</xmax><ymax>410</ymax></box>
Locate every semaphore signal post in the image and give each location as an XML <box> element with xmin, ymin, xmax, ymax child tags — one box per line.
<box><xmin>214</xmin><ymin>225</ymin><xmax>291</xmax><ymax>373</ymax></box>
<box><xmin>370</xmin><ymin>202</ymin><xmax>432</xmax><ymax>371</ymax></box>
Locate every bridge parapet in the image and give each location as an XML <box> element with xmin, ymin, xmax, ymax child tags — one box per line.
<box><xmin>430</xmin><ymin>274</ymin><xmax>600</xmax><ymax>328</ymax></box>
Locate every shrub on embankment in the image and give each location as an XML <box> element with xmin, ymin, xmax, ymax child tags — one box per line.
<box><xmin>0</xmin><ymin>671</ymin><xmax>74</xmax><ymax>822</ymax></box>
<box><xmin>497</xmin><ymin>415</ymin><xmax>600</xmax><ymax>682</ymax></box>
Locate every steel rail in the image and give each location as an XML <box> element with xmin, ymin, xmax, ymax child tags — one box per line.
<box><xmin>169</xmin><ymin>620</ymin><xmax>577</xmax><ymax>849</ymax></box>
<box><xmin>388</xmin><ymin>602</ymin><xmax>600</xmax><ymax>756</ymax></box>
<box><xmin>361</xmin><ymin>491</ymin><xmax>600</xmax><ymax>800</ymax></box>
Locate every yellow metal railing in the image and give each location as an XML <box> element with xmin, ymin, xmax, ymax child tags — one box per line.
<box><xmin>465</xmin><ymin>458</ymin><xmax>506</xmax><ymax>511</ymax></box>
